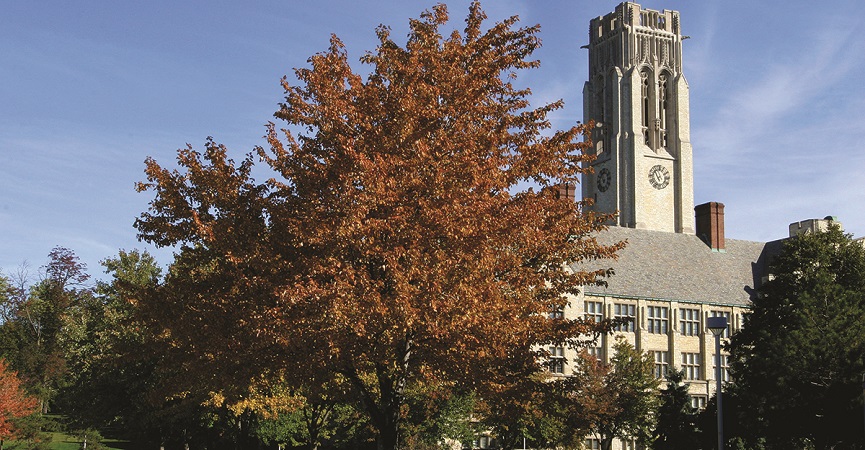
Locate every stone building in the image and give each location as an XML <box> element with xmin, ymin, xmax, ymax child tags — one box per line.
<box><xmin>556</xmin><ymin>3</ymin><xmax>849</xmax><ymax>449</ymax></box>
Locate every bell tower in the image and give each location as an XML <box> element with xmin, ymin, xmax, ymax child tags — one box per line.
<box><xmin>582</xmin><ymin>2</ymin><xmax>694</xmax><ymax>234</ymax></box>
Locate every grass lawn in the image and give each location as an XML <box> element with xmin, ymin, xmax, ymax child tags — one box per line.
<box><xmin>5</xmin><ymin>427</ymin><xmax>132</xmax><ymax>450</ymax></box>
<box><xmin>42</xmin><ymin>431</ymin><xmax>131</xmax><ymax>450</ymax></box>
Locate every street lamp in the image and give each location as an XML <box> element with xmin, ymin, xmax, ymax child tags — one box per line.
<box><xmin>707</xmin><ymin>316</ymin><xmax>728</xmax><ymax>450</ymax></box>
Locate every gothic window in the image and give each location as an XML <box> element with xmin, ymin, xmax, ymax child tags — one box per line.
<box><xmin>595</xmin><ymin>77</ymin><xmax>606</xmax><ymax>156</ymax></box>
<box><xmin>658</xmin><ymin>72</ymin><xmax>668</xmax><ymax>148</ymax></box>
<box><xmin>641</xmin><ymin>70</ymin><xmax>650</xmax><ymax>146</ymax></box>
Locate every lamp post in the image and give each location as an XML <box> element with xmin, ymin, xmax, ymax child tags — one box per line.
<box><xmin>707</xmin><ymin>316</ymin><xmax>728</xmax><ymax>450</ymax></box>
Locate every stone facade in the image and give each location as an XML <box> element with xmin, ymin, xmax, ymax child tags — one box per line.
<box><xmin>476</xmin><ymin>3</ymin><xmax>856</xmax><ymax>450</ymax></box>
<box><xmin>582</xmin><ymin>2</ymin><xmax>694</xmax><ymax>235</ymax></box>
<box><xmin>571</xmin><ymin>4</ymin><xmax>754</xmax><ymax>450</ymax></box>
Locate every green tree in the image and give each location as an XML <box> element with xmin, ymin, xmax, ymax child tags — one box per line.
<box><xmin>133</xmin><ymin>3</ymin><xmax>620</xmax><ymax>450</ymax></box>
<box><xmin>567</xmin><ymin>338</ymin><xmax>659</xmax><ymax>450</ymax></box>
<box><xmin>5</xmin><ymin>248</ymin><xmax>93</xmax><ymax>413</ymax></box>
<box><xmin>56</xmin><ymin>250</ymin><xmax>164</xmax><ymax>438</ymax></box>
<box><xmin>728</xmin><ymin>224</ymin><xmax>865</xmax><ymax>450</ymax></box>
<box><xmin>652</xmin><ymin>368</ymin><xmax>699</xmax><ymax>450</ymax></box>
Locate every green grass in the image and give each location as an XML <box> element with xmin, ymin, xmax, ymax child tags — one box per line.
<box><xmin>5</xmin><ymin>428</ymin><xmax>131</xmax><ymax>450</ymax></box>
<box><xmin>45</xmin><ymin>431</ymin><xmax>131</xmax><ymax>450</ymax></box>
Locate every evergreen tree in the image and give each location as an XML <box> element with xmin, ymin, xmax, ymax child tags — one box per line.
<box><xmin>728</xmin><ymin>224</ymin><xmax>865</xmax><ymax>449</ymax></box>
<box><xmin>652</xmin><ymin>368</ymin><xmax>699</xmax><ymax>450</ymax></box>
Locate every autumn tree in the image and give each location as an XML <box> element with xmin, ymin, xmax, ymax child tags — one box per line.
<box><xmin>134</xmin><ymin>3</ymin><xmax>619</xmax><ymax>449</ymax></box>
<box><xmin>565</xmin><ymin>338</ymin><xmax>659</xmax><ymax>450</ymax></box>
<box><xmin>0</xmin><ymin>358</ymin><xmax>38</xmax><ymax>448</ymax></box>
<box><xmin>728</xmin><ymin>224</ymin><xmax>865</xmax><ymax>450</ymax></box>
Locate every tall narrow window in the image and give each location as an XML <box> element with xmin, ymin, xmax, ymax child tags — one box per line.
<box><xmin>641</xmin><ymin>71</ymin><xmax>650</xmax><ymax>146</ymax></box>
<box><xmin>596</xmin><ymin>79</ymin><xmax>606</xmax><ymax>156</ymax></box>
<box><xmin>549</xmin><ymin>346</ymin><xmax>565</xmax><ymax>374</ymax></box>
<box><xmin>713</xmin><ymin>353</ymin><xmax>730</xmax><ymax>382</ymax></box>
<box><xmin>658</xmin><ymin>73</ymin><xmax>668</xmax><ymax>148</ymax></box>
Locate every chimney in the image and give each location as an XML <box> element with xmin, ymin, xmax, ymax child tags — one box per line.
<box><xmin>556</xmin><ymin>182</ymin><xmax>576</xmax><ymax>202</ymax></box>
<box><xmin>695</xmin><ymin>202</ymin><xmax>725</xmax><ymax>252</ymax></box>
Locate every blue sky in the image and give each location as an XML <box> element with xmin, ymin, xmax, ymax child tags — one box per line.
<box><xmin>2</xmin><ymin>0</ymin><xmax>864</xmax><ymax>280</ymax></box>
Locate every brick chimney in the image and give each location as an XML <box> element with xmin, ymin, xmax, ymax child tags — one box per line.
<box><xmin>695</xmin><ymin>202</ymin><xmax>725</xmax><ymax>252</ymax></box>
<box><xmin>556</xmin><ymin>182</ymin><xmax>576</xmax><ymax>202</ymax></box>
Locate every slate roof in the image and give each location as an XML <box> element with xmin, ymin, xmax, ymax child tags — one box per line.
<box><xmin>571</xmin><ymin>226</ymin><xmax>786</xmax><ymax>307</ymax></box>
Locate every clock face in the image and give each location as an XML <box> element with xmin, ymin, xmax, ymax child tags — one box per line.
<box><xmin>648</xmin><ymin>165</ymin><xmax>670</xmax><ymax>190</ymax></box>
<box><xmin>597</xmin><ymin>168</ymin><xmax>611</xmax><ymax>192</ymax></box>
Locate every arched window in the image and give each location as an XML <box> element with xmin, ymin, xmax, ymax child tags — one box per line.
<box><xmin>640</xmin><ymin>69</ymin><xmax>651</xmax><ymax>147</ymax></box>
<box><xmin>658</xmin><ymin>72</ymin><xmax>668</xmax><ymax>149</ymax></box>
<box><xmin>595</xmin><ymin>76</ymin><xmax>606</xmax><ymax>156</ymax></box>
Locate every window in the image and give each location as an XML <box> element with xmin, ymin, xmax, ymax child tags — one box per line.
<box><xmin>549</xmin><ymin>305</ymin><xmax>564</xmax><ymax>320</ymax></box>
<box><xmin>585</xmin><ymin>438</ymin><xmax>601</xmax><ymax>450</ymax></box>
<box><xmin>652</xmin><ymin>351</ymin><xmax>669</xmax><ymax>378</ymax></box>
<box><xmin>587</xmin><ymin>345</ymin><xmax>603</xmax><ymax>360</ymax></box>
<box><xmin>647</xmin><ymin>306</ymin><xmax>669</xmax><ymax>334</ymax></box>
<box><xmin>691</xmin><ymin>396</ymin><xmax>707</xmax><ymax>410</ymax></box>
<box><xmin>710</xmin><ymin>310</ymin><xmax>732</xmax><ymax>338</ymax></box>
<box><xmin>682</xmin><ymin>352</ymin><xmax>700</xmax><ymax>380</ymax></box>
<box><xmin>585</xmin><ymin>301</ymin><xmax>603</xmax><ymax>323</ymax></box>
<box><xmin>621</xmin><ymin>440</ymin><xmax>637</xmax><ymax>450</ymax></box>
<box><xmin>614</xmin><ymin>303</ymin><xmax>636</xmax><ymax>332</ymax></box>
<box><xmin>549</xmin><ymin>346</ymin><xmax>565</xmax><ymax>374</ymax></box>
<box><xmin>713</xmin><ymin>353</ymin><xmax>730</xmax><ymax>382</ymax></box>
<box><xmin>679</xmin><ymin>308</ymin><xmax>700</xmax><ymax>336</ymax></box>
<box><xmin>473</xmin><ymin>435</ymin><xmax>493</xmax><ymax>449</ymax></box>
<box><xmin>658</xmin><ymin>72</ymin><xmax>669</xmax><ymax>148</ymax></box>
<box><xmin>641</xmin><ymin>70</ymin><xmax>651</xmax><ymax>146</ymax></box>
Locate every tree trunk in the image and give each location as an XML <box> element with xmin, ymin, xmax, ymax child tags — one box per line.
<box><xmin>600</xmin><ymin>436</ymin><xmax>614</xmax><ymax>450</ymax></box>
<box><xmin>343</xmin><ymin>338</ymin><xmax>413</xmax><ymax>450</ymax></box>
<box><xmin>376</xmin><ymin>419</ymin><xmax>400</xmax><ymax>450</ymax></box>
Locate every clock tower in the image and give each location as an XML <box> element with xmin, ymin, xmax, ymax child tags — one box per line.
<box><xmin>582</xmin><ymin>2</ymin><xmax>695</xmax><ymax>234</ymax></box>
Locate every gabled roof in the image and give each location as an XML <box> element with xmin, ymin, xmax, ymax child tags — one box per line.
<box><xmin>572</xmin><ymin>226</ymin><xmax>785</xmax><ymax>307</ymax></box>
